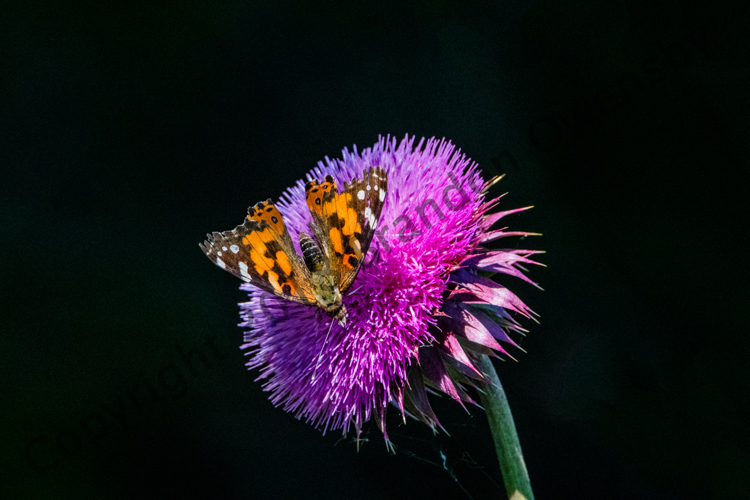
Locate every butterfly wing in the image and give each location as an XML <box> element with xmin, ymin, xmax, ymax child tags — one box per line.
<box><xmin>200</xmin><ymin>202</ymin><xmax>317</xmax><ymax>305</ymax></box>
<box><xmin>313</xmin><ymin>166</ymin><xmax>388</xmax><ymax>293</ymax></box>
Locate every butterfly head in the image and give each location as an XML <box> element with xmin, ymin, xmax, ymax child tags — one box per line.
<box><xmin>310</xmin><ymin>269</ymin><xmax>345</xmax><ymax>324</ymax></box>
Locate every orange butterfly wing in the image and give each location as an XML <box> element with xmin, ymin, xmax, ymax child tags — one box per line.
<box><xmin>200</xmin><ymin>200</ymin><xmax>316</xmax><ymax>305</ymax></box>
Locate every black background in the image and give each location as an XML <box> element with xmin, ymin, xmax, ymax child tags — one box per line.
<box><xmin>2</xmin><ymin>1</ymin><xmax>749</xmax><ymax>498</ymax></box>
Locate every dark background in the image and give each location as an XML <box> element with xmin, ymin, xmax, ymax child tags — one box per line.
<box><xmin>2</xmin><ymin>0</ymin><xmax>748</xmax><ymax>498</ymax></box>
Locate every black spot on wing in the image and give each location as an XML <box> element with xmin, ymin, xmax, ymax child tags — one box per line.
<box><xmin>347</xmin><ymin>255</ymin><xmax>358</xmax><ymax>268</ymax></box>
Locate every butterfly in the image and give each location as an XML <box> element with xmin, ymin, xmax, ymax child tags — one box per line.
<box><xmin>199</xmin><ymin>166</ymin><xmax>388</xmax><ymax>326</ymax></box>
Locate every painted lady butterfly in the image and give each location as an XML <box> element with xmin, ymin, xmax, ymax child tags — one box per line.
<box><xmin>200</xmin><ymin>166</ymin><xmax>388</xmax><ymax>326</ymax></box>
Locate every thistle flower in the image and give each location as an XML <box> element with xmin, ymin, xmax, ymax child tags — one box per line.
<box><xmin>239</xmin><ymin>135</ymin><xmax>542</xmax><ymax>448</ymax></box>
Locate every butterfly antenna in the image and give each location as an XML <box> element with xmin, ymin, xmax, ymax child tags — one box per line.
<box><xmin>311</xmin><ymin>318</ymin><xmax>336</xmax><ymax>382</ymax></box>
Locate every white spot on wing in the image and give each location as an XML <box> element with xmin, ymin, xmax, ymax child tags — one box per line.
<box><xmin>239</xmin><ymin>261</ymin><xmax>251</xmax><ymax>281</ymax></box>
<box><xmin>222</xmin><ymin>246</ymin><xmax>227</xmax><ymax>251</ymax></box>
<box><xmin>216</xmin><ymin>258</ymin><xmax>226</xmax><ymax>269</ymax></box>
<box><xmin>369</xmin><ymin>214</ymin><xmax>377</xmax><ymax>228</ymax></box>
<box><xmin>230</xmin><ymin>244</ymin><xmax>239</xmax><ymax>254</ymax></box>
<box><xmin>217</xmin><ymin>251</ymin><xmax>222</xmax><ymax>257</ymax></box>
<box><xmin>357</xmin><ymin>190</ymin><xmax>365</xmax><ymax>200</ymax></box>
<box><xmin>379</xmin><ymin>188</ymin><xmax>385</xmax><ymax>202</ymax></box>
<box><xmin>366</xmin><ymin>184</ymin><xmax>371</xmax><ymax>191</ymax></box>
<box><xmin>364</xmin><ymin>206</ymin><xmax>372</xmax><ymax>219</ymax></box>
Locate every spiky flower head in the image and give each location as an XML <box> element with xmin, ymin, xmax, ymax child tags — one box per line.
<box><xmin>239</xmin><ymin>135</ymin><xmax>542</xmax><ymax>447</ymax></box>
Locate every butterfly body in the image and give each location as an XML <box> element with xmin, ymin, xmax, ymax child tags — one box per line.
<box><xmin>200</xmin><ymin>167</ymin><xmax>387</xmax><ymax>326</ymax></box>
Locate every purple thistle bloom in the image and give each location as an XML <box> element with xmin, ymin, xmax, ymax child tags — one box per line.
<box><xmin>238</xmin><ymin>135</ymin><xmax>542</xmax><ymax>447</ymax></box>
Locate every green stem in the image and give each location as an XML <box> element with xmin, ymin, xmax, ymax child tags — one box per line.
<box><xmin>476</xmin><ymin>354</ymin><xmax>535</xmax><ymax>500</ymax></box>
